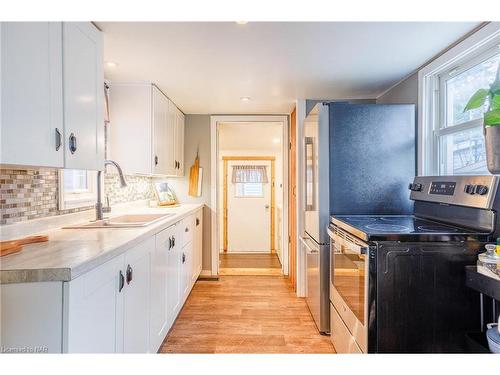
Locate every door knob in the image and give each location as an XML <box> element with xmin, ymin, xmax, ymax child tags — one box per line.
<box><xmin>265</xmin><ymin>205</ymin><xmax>270</xmax><ymax>209</ymax></box>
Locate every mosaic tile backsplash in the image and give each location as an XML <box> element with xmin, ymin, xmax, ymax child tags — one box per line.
<box><xmin>0</xmin><ymin>168</ymin><xmax>155</xmax><ymax>225</ymax></box>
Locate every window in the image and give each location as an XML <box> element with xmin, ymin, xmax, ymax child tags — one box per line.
<box><xmin>58</xmin><ymin>169</ymin><xmax>97</xmax><ymax>210</ymax></box>
<box><xmin>420</xmin><ymin>24</ymin><xmax>500</xmax><ymax>176</ymax></box>
<box><xmin>437</xmin><ymin>50</ymin><xmax>499</xmax><ymax>175</ymax></box>
<box><xmin>231</xmin><ymin>164</ymin><xmax>268</xmax><ymax>198</ymax></box>
<box><xmin>235</xmin><ymin>182</ymin><xmax>264</xmax><ymax>197</ymax></box>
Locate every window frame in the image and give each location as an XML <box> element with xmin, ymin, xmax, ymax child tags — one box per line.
<box><xmin>58</xmin><ymin>169</ymin><xmax>98</xmax><ymax>210</ymax></box>
<box><xmin>418</xmin><ymin>23</ymin><xmax>500</xmax><ymax>176</ymax></box>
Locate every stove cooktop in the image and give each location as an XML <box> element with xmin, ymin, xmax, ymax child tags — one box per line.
<box><xmin>330</xmin><ymin>215</ymin><xmax>488</xmax><ymax>242</ymax></box>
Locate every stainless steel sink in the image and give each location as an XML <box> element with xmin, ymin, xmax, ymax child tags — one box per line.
<box><xmin>64</xmin><ymin>213</ymin><xmax>175</xmax><ymax>229</ymax></box>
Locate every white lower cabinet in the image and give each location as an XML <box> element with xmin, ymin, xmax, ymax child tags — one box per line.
<box><xmin>0</xmin><ymin>209</ymin><xmax>203</xmax><ymax>353</ymax></box>
<box><xmin>122</xmin><ymin>238</ymin><xmax>153</xmax><ymax>353</ymax></box>
<box><xmin>65</xmin><ymin>252</ymin><xmax>124</xmax><ymax>353</ymax></box>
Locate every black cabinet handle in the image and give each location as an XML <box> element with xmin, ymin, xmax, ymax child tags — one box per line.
<box><xmin>55</xmin><ymin>128</ymin><xmax>62</xmax><ymax>151</ymax></box>
<box><xmin>185</xmin><ymin>227</ymin><xmax>189</xmax><ymax>233</ymax></box>
<box><xmin>182</xmin><ymin>253</ymin><xmax>186</xmax><ymax>264</ymax></box>
<box><xmin>168</xmin><ymin>236</ymin><xmax>172</xmax><ymax>250</ymax></box>
<box><xmin>155</xmin><ymin>155</ymin><xmax>158</xmax><ymax>166</ymax></box>
<box><xmin>172</xmin><ymin>236</ymin><xmax>175</xmax><ymax>247</ymax></box>
<box><xmin>126</xmin><ymin>264</ymin><xmax>133</xmax><ymax>285</ymax></box>
<box><xmin>119</xmin><ymin>270</ymin><xmax>125</xmax><ymax>292</ymax></box>
<box><xmin>196</xmin><ymin>218</ymin><xmax>200</xmax><ymax>226</ymax></box>
<box><xmin>68</xmin><ymin>133</ymin><xmax>77</xmax><ymax>154</ymax></box>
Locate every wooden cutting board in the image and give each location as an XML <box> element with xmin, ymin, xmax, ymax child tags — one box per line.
<box><xmin>188</xmin><ymin>154</ymin><xmax>200</xmax><ymax>197</ymax></box>
<box><xmin>0</xmin><ymin>235</ymin><xmax>49</xmax><ymax>257</ymax></box>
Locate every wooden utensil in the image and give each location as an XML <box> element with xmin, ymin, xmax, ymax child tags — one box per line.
<box><xmin>188</xmin><ymin>153</ymin><xmax>200</xmax><ymax>197</ymax></box>
<box><xmin>0</xmin><ymin>235</ymin><xmax>49</xmax><ymax>257</ymax></box>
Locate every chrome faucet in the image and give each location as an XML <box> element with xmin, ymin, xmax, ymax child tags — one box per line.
<box><xmin>96</xmin><ymin>159</ymin><xmax>127</xmax><ymax>221</ymax></box>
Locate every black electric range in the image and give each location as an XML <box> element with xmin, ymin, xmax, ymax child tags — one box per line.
<box><xmin>327</xmin><ymin>175</ymin><xmax>500</xmax><ymax>353</ymax></box>
<box><xmin>331</xmin><ymin>214</ymin><xmax>488</xmax><ymax>242</ymax></box>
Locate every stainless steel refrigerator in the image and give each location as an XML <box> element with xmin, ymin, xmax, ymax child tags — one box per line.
<box><xmin>301</xmin><ymin>102</ymin><xmax>415</xmax><ymax>334</ymax></box>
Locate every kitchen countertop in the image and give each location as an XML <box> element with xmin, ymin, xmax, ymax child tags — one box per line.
<box><xmin>0</xmin><ymin>203</ymin><xmax>203</xmax><ymax>284</ymax></box>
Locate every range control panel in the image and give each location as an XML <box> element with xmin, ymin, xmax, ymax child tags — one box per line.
<box><xmin>409</xmin><ymin>175</ymin><xmax>499</xmax><ymax>209</ymax></box>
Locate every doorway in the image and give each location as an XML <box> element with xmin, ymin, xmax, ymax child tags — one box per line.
<box><xmin>210</xmin><ymin>116</ymin><xmax>288</xmax><ymax>276</ymax></box>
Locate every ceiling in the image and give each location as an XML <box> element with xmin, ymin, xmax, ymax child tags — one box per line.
<box><xmin>219</xmin><ymin>122</ymin><xmax>282</xmax><ymax>151</ymax></box>
<box><xmin>97</xmin><ymin>22</ymin><xmax>480</xmax><ymax>114</ymax></box>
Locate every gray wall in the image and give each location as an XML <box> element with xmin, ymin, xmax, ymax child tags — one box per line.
<box><xmin>166</xmin><ymin>114</ymin><xmax>212</xmax><ymax>272</ymax></box>
<box><xmin>376</xmin><ymin>73</ymin><xmax>418</xmax><ymax>108</ymax></box>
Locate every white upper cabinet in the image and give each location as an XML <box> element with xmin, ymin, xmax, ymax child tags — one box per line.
<box><xmin>109</xmin><ymin>82</ymin><xmax>183</xmax><ymax>177</ymax></box>
<box><xmin>0</xmin><ymin>22</ymin><xmax>64</xmax><ymax>168</ymax></box>
<box><xmin>173</xmin><ymin>107</ymin><xmax>185</xmax><ymax>176</ymax></box>
<box><xmin>63</xmin><ymin>22</ymin><xmax>104</xmax><ymax>170</ymax></box>
<box><xmin>0</xmin><ymin>22</ymin><xmax>104</xmax><ymax>170</ymax></box>
<box><xmin>153</xmin><ymin>86</ymin><xmax>176</xmax><ymax>176</ymax></box>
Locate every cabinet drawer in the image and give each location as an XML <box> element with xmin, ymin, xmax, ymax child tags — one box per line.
<box><xmin>330</xmin><ymin>303</ymin><xmax>363</xmax><ymax>354</ymax></box>
<box><xmin>180</xmin><ymin>215</ymin><xmax>193</xmax><ymax>248</ymax></box>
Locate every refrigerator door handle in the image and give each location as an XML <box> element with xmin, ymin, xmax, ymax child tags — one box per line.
<box><xmin>304</xmin><ymin>137</ymin><xmax>315</xmax><ymax>211</ymax></box>
<box><xmin>299</xmin><ymin>236</ymin><xmax>319</xmax><ymax>254</ymax></box>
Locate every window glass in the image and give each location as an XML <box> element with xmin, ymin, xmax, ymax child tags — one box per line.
<box><xmin>235</xmin><ymin>182</ymin><xmax>264</xmax><ymax>197</ymax></box>
<box><xmin>64</xmin><ymin>170</ymin><xmax>89</xmax><ymax>193</ymax></box>
<box><xmin>439</xmin><ymin>126</ymin><xmax>488</xmax><ymax>175</ymax></box>
<box><xmin>445</xmin><ymin>52</ymin><xmax>500</xmax><ymax>127</ymax></box>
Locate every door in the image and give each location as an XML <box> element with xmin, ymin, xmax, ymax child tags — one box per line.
<box><xmin>167</xmin><ymin>223</ymin><xmax>181</xmax><ymax>324</ymax></box>
<box><xmin>304</xmin><ymin>109</ymin><xmax>319</xmax><ymax>241</ymax></box>
<box><xmin>192</xmin><ymin>210</ymin><xmax>203</xmax><ymax>282</ymax></box>
<box><xmin>65</xmin><ymin>254</ymin><xmax>125</xmax><ymax>353</ymax></box>
<box><xmin>150</xmin><ymin>225</ymin><xmax>174</xmax><ymax>352</ymax></box>
<box><xmin>289</xmin><ymin>107</ymin><xmax>297</xmax><ymax>289</ymax></box>
<box><xmin>181</xmin><ymin>242</ymin><xmax>193</xmax><ymax>300</ymax></box>
<box><xmin>227</xmin><ymin>160</ymin><xmax>271</xmax><ymax>252</ymax></box>
<box><xmin>152</xmin><ymin>86</ymin><xmax>171</xmax><ymax>175</ymax></box>
<box><xmin>174</xmin><ymin>107</ymin><xmax>185</xmax><ymax>176</ymax></box>
<box><xmin>63</xmin><ymin>22</ymin><xmax>104</xmax><ymax>170</ymax></box>
<box><xmin>123</xmin><ymin>238</ymin><xmax>152</xmax><ymax>353</ymax></box>
<box><xmin>1</xmin><ymin>22</ymin><xmax>64</xmax><ymax>168</ymax></box>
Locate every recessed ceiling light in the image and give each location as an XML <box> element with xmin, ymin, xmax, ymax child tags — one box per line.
<box><xmin>240</xmin><ymin>96</ymin><xmax>251</xmax><ymax>102</ymax></box>
<box><xmin>235</xmin><ymin>21</ymin><xmax>248</xmax><ymax>25</ymax></box>
<box><xmin>272</xmin><ymin>138</ymin><xmax>280</xmax><ymax>144</ymax></box>
<box><xmin>105</xmin><ymin>61</ymin><xmax>119</xmax><ymax>68</ymax></box>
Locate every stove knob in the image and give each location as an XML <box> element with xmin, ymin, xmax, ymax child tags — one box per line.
<box><xmin>464</xmin><ymin>184</ymin><xmax>475</xmax><ymax>195</ymax></box>
<box><xmin>408</xmin><ymin>183</ymin><xmax>414</xmax><ymax>190</ymax></box>
<box><xmin>474</xmin><ymin>185</ymin><xmax>488</xmax><ymax>195</ymax></box>
<box><xmin>414</xmin><ymin>183</ymin><xmax>423</xmax><ymax>192</ymax></box>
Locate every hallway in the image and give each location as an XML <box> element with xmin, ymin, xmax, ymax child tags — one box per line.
<box><xmin>160</xmin><ymin>276</ymin><xmax>335</xmax><ymax>353</ymax></box>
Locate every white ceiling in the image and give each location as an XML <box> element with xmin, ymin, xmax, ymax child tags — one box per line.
<box><xmin>97</xmin><ymin>22</ymin><xmax>480</xmax><ymax>114</ymax></box>
<box><xmin>219</xmin><ymin>122</ymin><xmax>282</xmax><ymax>151</ymax></box>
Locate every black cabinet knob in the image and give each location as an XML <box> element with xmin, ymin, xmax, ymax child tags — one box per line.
<box><xmin>68</xmin><ymin>133</ymin><xmax>77</xmax><ymax>154</ymax></box>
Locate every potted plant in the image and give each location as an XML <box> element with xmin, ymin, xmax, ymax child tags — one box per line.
<box><xmin>464</xmin><ymin>62</ymin><xmax>500</xmax><ymax>174</ymax></box>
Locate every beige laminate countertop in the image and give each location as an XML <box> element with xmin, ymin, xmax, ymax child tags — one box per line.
<box><xmin>0</xmin><ymin>204</ymin><xmax>203</xmax><ymax>284</ymax></box>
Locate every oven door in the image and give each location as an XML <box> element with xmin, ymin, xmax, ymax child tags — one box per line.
<box><xmin>328</xmin><ymin>225</ymin><xmax>369</xmax><ymax>353</ymax></box>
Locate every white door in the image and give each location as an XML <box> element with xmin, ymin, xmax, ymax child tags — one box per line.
<box><xmin>166</xmin><ymin>224</ymin><xmax>181</xmax><ymax>325</ymax></box>
<box><xmin>150</xmin><ymin>225</ymin><xmax>173</xmax><ymax>352</ymax></box>
<box><xmin>181</xmin><ymin>242</ymin><xmax>193</xmax><ymax>300</ymax></box>
<box><xmin>174</xmin><ymin>108</ymin><xmax>185</xmax><ymax>176</ymax></box>
<box><xmin>1</xmin><ymin>22</ymin><xmax>64</xmax><ymax>168</ymax></box>
<box><xmin>123</xmin><ymin>238</ymin><xmax>152</xmax><ymax>353</ymax></box>
<box><xmin>192</xmin><ymin>210</ymin><xmax>203</xmax><ymax>282</ymax></box>
<box><xmin>65</xmin><ymin>254</ymin><xmax>125</xmax><ymax>353</ymax></box>
<box><xmin>152</xmin><ymin>86</ymin><xmax>175</xmax><ymax>176</ymax></box>
<box><xmin>63</xmin><ymin>22</ymin><xmax>104</xmax><ymax>170</ymax></box>
<box><xmin>227</xmin><ymin>160</ymin><xmax>271</xmax><ymax>252</ymax></box>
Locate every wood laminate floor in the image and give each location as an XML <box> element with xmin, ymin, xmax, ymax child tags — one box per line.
<box><xmin>219</xmin><ymin>253</ymin><xmax>283</xmax><ymax>276</ymax></box>
<box><xmin>160</xmin><ymin>276</ymin><xmax>335</xmax><ymax>354</ymax></box>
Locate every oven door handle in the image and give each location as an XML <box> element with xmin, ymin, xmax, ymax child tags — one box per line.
<box><xmin>299</xmin><ymin>236</ymin><xmax>319</xmax><ymax>254</ymax></box>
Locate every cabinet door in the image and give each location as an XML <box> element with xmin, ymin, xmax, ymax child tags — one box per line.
<box><xmin>63</xmin><ymin>22</ymin><xmax>104</xmax><ymax>170</ymax></box>
<box><xmin>65</xmin><ymin>254</ymin><xmax>125</xmax><ymax>353</ymax></box>
<box><xmin>152</xmin><ymin>86</ymin><xmax>174</xmax><ymax>175</ymax></box>
<box><xmin>1</xmin><ymin>22</ymin><xmax>64</xmax><ymax>168</ymax></box>
<box><xmin>167</xmin><ymin>224</ymin><xmax>182</xmax><ymax>326</ymax></box>
<box><xmin>181</xmin><ymin>241</ymin><xmax>193</xmax><ymax>301</ymax></box>
<box><xmin>150</xmin><ymin>225</ymin><xmax>174</xmax><ymax>352</ymax></box>
<box><xmin>192</xmin><ymin>209</ymin><xmax>203</xmax><ymax>282</ymax></box>
<box><xmin>174</xmin><ymin>108</ymin><xmax>185</xmax><ymax>176</ymax></box>
<box><xmin>123</xmin><ymin>237</ymin><xmax>153</xmax><ymax>353</ymax></box>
